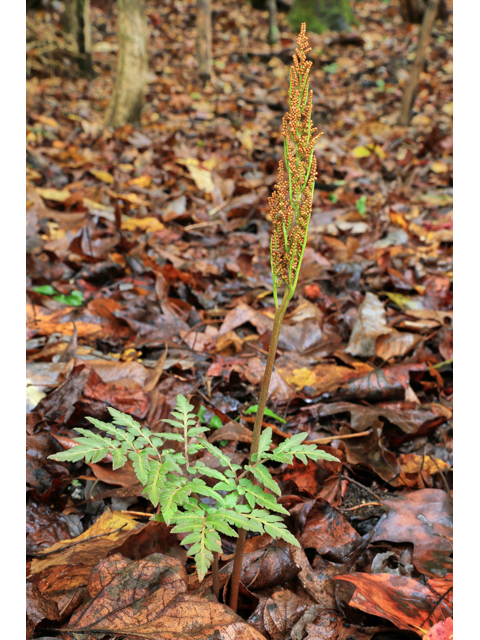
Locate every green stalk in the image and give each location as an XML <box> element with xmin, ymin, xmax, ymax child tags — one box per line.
<box><xmin>228</xmin><ymin>291</ymin><xmax>291</xmax><ymax>612</ymax></box>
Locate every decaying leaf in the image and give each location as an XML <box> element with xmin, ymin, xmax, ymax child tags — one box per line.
<box><xmin>249</xmin><ymin>589</ymin><xmax>310</xmax><ymax>640</ymax></box>
<box><xmin>372</xmin><ymin>489</ymin><xmax>453</xmax><ymax>577</ymax></box>
<box><xmin>346</xmin><ymin>292</ymin><xmax>392</xmax><ymax>357</ymax></box>
<box><xmin>30</xmin><ymin>510</ymin><xmax>143</xmax><ymax>575</ymax></box>
<box><xmin>299</xmin><ymin>498</ymin><xmax>360</xmax><ymax>562</ymax></box>
<box><xmin>333</xmin><ymin>572</ymin><xmax>452</xmax><ymax>632</ymax></box>
<box><xmin>66</xmin><ymin>553</ymin><xmax>265</xmax><ymax>639</ymax></box>
<box><xmin>26</xmin><ymin>583</ymin><xmax>60</xmax><ymax>639</ymax></box>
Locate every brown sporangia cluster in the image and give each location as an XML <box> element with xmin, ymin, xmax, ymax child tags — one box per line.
<box><xmin>269</xmin><ymin>23</ymin><xmax>322</xmax><ymax>297</ymax></box>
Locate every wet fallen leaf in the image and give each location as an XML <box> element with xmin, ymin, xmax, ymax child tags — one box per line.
<box><xmin>239</xmin><ymin>544</ymin><xmax>300</xmax><ymax>591</ymax></box>
<box><xmin>88</xmin><ymin>459</ymin><xmax>141</xmax><ymax>488</ymax></box>
<box><xmin>111</xmin><ymin>520</ymin><xmax>186</xmax><ymax>564</ymax></box>
<box><xmin>67</xmin><ymin>553</ymin><xmax>264</xmax><ymax>639</ymax></box>
<box><xmin>424</xmin><ymin>617</ymin><xmax>453</xmax><ymax>639</ymax></box>
<box><xmin>312</xmin><ymin>401</ymin><xmax>450</xmax><ymax>437</ymax></box>
<box><xmin>426</xmin><ymin>573</ymin><xmax>453</xmax><ymax>609</ymax></box>
<box><xmin>297</xmin><ymin>609</ymin><xmax>374</xmax><ymax>640</ymax></box>
<box><xmin>300</xmin><ymin>498</ymin><xmax>360</xmax><ymax>562</ymax></box>
<box><xmin>28</xmin><ymin>564</ymin><xmax>91</xmax><ymax>621</ymax></box>
<box><xmin>281</xmin><ymin>457</ymin><xmax>319</xmax><ymax>495</ymax></box>
<box><xmin>30</xmin><ymin>510</ymin><xmax>142</xmax><ymax>575</ymax></box>
<box><xmin>83</xmin><ymin>366</ymin><xmax>150</xmax><ymax>418</ymax></box>
<box><xmin>27</xmin><ymin>502</ymin><xmax>82</xmax><ymax>553</ymax></box>
<box><xmin>26</xmin><ymin>583</ymin><xmax>60</xmax><ymax>640</ymax></box>
<box><xmin>397</xmin><ymin>453</ymin><xmax>450</xmax><ymax>489</ymax></box>
<box><xmin>333</xmin><ymin>573</ymin><xmax>452</xmax><ymax>632</ymax></box>
<box><xmin>249</xmin><ymin>589</ymin><xmax>310</xmax><ymax>640</ymax></box>
<box><xmin>218</xmin><ymin>301</ymin><xmax>270</xmax><ymax>336</ymax></box>
<box><xmin>208</xmin><ymin>420</ymin><xmax>253</xmax><ymax>444</ymax></box>
<box><xmin>372</xmin><ymin>489</ymin><xmax>453</xmax><ymax>577</ymax></box>
<box><xmin>291</xmin><ymin>547</ymin><xmax>337</xmax><ymax>610</ymax></box>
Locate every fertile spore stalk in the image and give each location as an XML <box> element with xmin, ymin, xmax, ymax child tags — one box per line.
<box><xmin>228</xmin><ymin>23</ymin><xmax>322</xmax><ymax>612</ymax></box>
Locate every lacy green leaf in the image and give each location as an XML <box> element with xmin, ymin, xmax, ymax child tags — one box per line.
<box><xmin>247</xmin><ymin>463</ymin><xmax>281</xmax><ymax>496</ymax></box>
<box><xmin>128</xmin><ymin>450</ymin><xmax>150</xmax><ymax>485</ymax></box>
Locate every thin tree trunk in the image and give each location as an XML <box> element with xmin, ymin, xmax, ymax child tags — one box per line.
<box><xmin>84</xmin><ymin>0</ymin><xmax>92</xmax><ymax>58</ymax></box>
<box><xmin>398</xmin><ymin>0</ymin><xmax>440</xmax><ymax>126</ymax></box>
<box><xmin>63</xmin><ymin>0</ymin><xmax>94</xmax><ymax>75</ymax></box>
<box><xmin>399</xmin><ymin>0</ymin><xmax>447</xmax><ymax>24</ymax></box>
<box><xmin>267</xmin><ymin>0</ymin><xmax>279</xmax><ymax>45</ymax></box>
<box><xmin>63</xmin><ymin>0</ymin><xmax>80</xmax><ymax>51</ymax></box>
<box><xmin>106</xmin><ymin>0</ymin><xmax>148</xmax><ymax>127</ymax></box>
<box><xmin>197</xmin><ymin>0</ymin><xmax>212</xmax><ymax>81</ymax></box>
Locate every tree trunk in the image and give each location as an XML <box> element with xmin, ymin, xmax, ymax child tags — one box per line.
<box><xmin>106</xmin><ymin>0</ymin><xmax>148</xmax><ymax>127</ymax></box>
<box><xmin>398</xmin><ymin>0</ymin><xmax>441</xmax><ymax>126</ymax></box>
<box><xmin>267</xmin><ymin>0</ymin><xmax>279</xmax><ymax>45</ymax></box>
<box><xmin>289</xmin><ymin>0</ymin><xmax>354</xmax><ymax>34</ymax></box>
<box><xmin>62</xmin><ymin>0</ymin><xmax>94</xmax><ymax>76</ymax></box>
<box><xmin>197</xmin><ymin>0</ymin><xmax>212</xmax><ymax>81</ymax></box>
<box><xmin>399</xmin><ymin>0</ymin><xmax>448</xmax><ymax>24</ymax></box>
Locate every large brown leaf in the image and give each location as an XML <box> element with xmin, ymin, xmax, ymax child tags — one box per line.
<box><xmin>312</xmin><ymin>400</ymin><xmax>450</xmax><ymax>435</ymax></box>
<box><xmin>299</xmin><ymin>499</ymin><xmax>360</xmax><ymax>562</ymax></box>
<box><xmin>239</xmin><ymin>544</ymin><xmax>300</xmax><ymax>591</ymax></box>
<box><xmin>333</xmin><ymin>573</ymin><xmax>452</xmax><ymax>632</ymax></box>
<box><xmin>66</xmin><ymin>553</ymin><xmax>265</xmax><ymax>640</ymax></box>
<box><xmin>372</xmin><ymin>489</ymin><xmax>453</xmax><ymax>577</ymax></box>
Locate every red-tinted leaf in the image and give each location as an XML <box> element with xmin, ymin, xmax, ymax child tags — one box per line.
<box><xmin>333</xmin><ymin>573</ymin><xmax>452</xmax><ymax>632</ymax></box>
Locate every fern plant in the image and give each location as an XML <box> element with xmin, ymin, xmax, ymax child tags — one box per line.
<box><xmin>50</xmin><ymin>23</ymin><xmax>327</xmax><ymax>613</ymax></box>
<box><xmin>228</xmin><ymin>24</ymin><xmax>323</xmax><ymax>611</ymax></box>
<box><xmin>49</xmin><ymin>394</ymin><xmax>338</xmax><ymax>583</ymax></box>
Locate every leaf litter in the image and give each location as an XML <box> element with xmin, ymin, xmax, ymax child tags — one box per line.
<box><xmin>27</xmin><ymin>0</ymin><xmax>453</xmax><ymax>638</ymax></box>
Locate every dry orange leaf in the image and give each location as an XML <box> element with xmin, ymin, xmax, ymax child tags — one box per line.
<box><xmin>128</xmin><ymin>174</ymin><xmax>152</xmax><ymax>188</ymax></box>
<box><xmin>398</xmin><ymin>453</ymin><xmax>450</xmax><ymax>475</ymax></box>
<box><xmin>122</xmin><ymin>216</ymin><xmax>164</xmax><ymax>233</ymax></box>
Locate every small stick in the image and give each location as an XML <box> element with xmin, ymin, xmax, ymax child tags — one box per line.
<box><xmin>309</xmin><ymin>430</ymin><xmax>372</xmax><ymax>444</ymax></box>
<box><xmin>338</xmin><ymin>502</ymin><xmax>383</xmax><ymax>512</ymax></box>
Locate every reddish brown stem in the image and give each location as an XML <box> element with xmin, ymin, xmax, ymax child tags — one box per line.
<box><xmin>228</xmin><ymin>292</ymin><xmax>290</xmax><ymax>612</ymax></box>
<box><xmin>212</xmin><ymin>552</ymin><xmax>220</xmax><ymax>600</ymax></box>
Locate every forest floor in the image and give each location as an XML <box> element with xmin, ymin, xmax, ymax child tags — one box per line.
<box><xmin>27</xmin><ymin>1</ymin><xmax>452</xmax><ymax>638</ymax></box>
